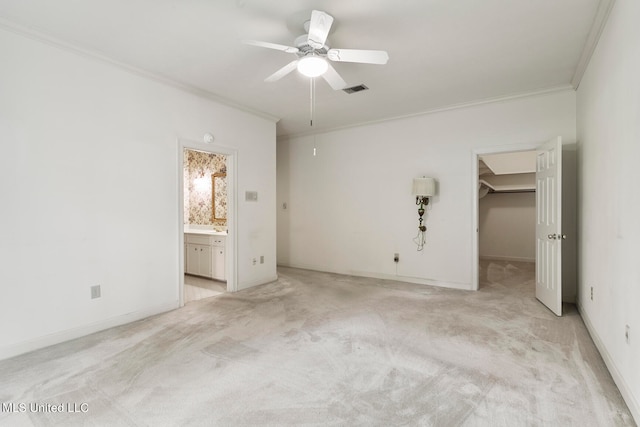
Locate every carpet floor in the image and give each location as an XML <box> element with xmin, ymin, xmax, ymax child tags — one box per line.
<box><xmin>0</xmin><ymin>261</ymin><xmax>635</xmax><ymax>426</ymax></box>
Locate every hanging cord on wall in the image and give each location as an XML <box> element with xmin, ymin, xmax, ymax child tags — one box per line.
<box><xmin>413</xmin><ymin>198</ymin><xmax>428</xmax><ymax>251</ymax></box>
<box><xmin>413</xmin><ymin>230</ymin><xmax>426</xmax><ymax>251</ymax></box>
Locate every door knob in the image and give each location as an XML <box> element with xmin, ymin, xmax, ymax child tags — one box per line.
<box><xmin>548</xmin><ymin>234</ymin><xmax>556</xmax><ymax>239</ymax></box>
<box><xmin>561</xmin><ymin>234</ymin><xmax>567</xmax><ymax>240</ymax></box>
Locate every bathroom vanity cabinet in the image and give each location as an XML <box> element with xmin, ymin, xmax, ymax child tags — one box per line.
<box><xmin>185</xmin><ymin>233</ymin><xmax>226</xmax><ymax>281</ymax></box>
<box><xmin>211</xmin><ymin>236</ymin><xmax>225</xmax><ymax>281</ymax></box>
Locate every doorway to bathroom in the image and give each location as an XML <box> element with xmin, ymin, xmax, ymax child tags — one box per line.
<box><xmin>178</xmin><ymin>139</ymin><xmax>237</xmax><ymax>306</ymax></box>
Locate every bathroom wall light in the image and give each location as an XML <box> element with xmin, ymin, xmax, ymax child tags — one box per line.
<box><xmin>194</xmin><ymin>170</ymin><xmax>208</xmax><ymax>191</ymax></box>
<box><xmin>412</xmin><ymin>177</ymin><xmax>436</xmax><ymax>251</ymax></box>
<box><xmin>194</xmin><ymin>175</ymin><xmax>209</xmax><ymax>191</ymax></box>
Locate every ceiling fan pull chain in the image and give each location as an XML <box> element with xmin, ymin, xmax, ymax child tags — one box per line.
<box><xmin>311</xmin><ymin>78</ymin><xmax>317</xmax><ymax>156</ymax></box>
<box><xmin>310</xmin><ymin>77</ymin><xmax>316</xmax><ymax>127</ymax></box>
<box><xmin>310</xmin><ymin>78</ymin><xmax>312</xmax><ymax>127</ymax></box>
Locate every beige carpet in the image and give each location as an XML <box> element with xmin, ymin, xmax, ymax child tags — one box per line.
<box><xmin>0</xmin><ymin>261</ymin><xmax>635</xmax><ymax>426</ymax></box>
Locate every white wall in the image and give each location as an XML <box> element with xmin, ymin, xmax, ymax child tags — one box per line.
<box><xmin>0</xmin><ymin>28</ymin><xmax>277</xmax><ymax>359</ymax></box>
<box><xmin>277</xmin><ymin>90</ymin><xmax>576</xmax><ymax>289</ymax></box>
<box><xmin>576</xmin><ymin>0</ymin><xmax>640</xmax><ymax>420</ymax></box>
<box><xmin>479</xmin><ymin>192</ymin><xmax>535</xmax><ymax>262</ymax></box>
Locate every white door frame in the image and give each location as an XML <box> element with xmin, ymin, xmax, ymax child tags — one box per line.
<box><xmin>470</xmin><ymin>143</ymin><xmax>539</xmax><ymax>291</ymax></box>
<box><xmin>178</xmin><ymin>139</ymin><xmax>238</xmax><ymax>306</ymax></box>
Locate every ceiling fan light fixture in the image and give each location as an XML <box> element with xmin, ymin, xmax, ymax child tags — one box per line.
<box><xmin>297</xmin><ymin>56</ymin><xmax>328</xmax><ymax>77</ymax></box>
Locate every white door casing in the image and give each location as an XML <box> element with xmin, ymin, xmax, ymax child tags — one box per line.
<box><xmin>535</xmin><ymin>136</ymin><xmax>563</xmax><ymax>316</ymax></box>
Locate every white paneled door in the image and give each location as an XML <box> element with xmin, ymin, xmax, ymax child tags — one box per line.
<box><xmin>535</xmin><ymin>137</ymin><xmax>563</xmax><ymax>316</ymax></box>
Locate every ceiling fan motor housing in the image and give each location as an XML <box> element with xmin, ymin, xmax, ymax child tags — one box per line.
<box><xmin>294</xmin><ymin>34</ymin><xmax>329</xmax><ymax>57</ymax></box>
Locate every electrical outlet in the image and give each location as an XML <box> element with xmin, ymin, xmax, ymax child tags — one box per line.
<box><xmin>260</xmin><ymin>255</ymin><xmax>264</xmax><ymax>264</ymax></box>
<box><xmin>252</xmin><ymin>258</ymin><xmax>257</xmax><ymax>265</ymax></box>
<box><xmin>90</xmin><ymin>285</ymin><xmax>101</xmax><ymax>299</ymax></box>
<box><xmin>625</xmin><ymin>325</ymin><xmax>630</xmax><ymax>344</ymax></box>
<box><xmin>394</xmin><ymin>253</ymin><xmax>399</xmax><ymax>263</ymax></box>
<box><xmin>590</xmin><ymin>286</ymin><xmax>593</xmax><ymax>301</ymax></box>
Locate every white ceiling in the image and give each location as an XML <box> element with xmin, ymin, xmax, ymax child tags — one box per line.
<box><xmin>0</xmin><ymin>0</ymin><xmax>609</xmax><ymax>137</ymax></box>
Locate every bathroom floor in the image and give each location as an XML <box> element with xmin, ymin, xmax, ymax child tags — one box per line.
<box><xmin>184</xmin><ymin>274</ymin><xmax>226</xmax><ymax>304</ymax></box>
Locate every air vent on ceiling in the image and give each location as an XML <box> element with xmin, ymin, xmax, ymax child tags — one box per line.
<box><xmin>342</xmin><ymin>84</ymin><xmax>369</xmax><ymax>94</ymax></box>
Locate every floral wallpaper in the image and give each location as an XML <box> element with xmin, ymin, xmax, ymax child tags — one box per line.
<box><xmin>213</xmin><ymin>173</ymin><xmax>227</xmax><ymax>220</ymax></box>
<box><xmin>183</xmin><ymin>149</ymin><xmax>227</xmax><ymax>227</ymax></box>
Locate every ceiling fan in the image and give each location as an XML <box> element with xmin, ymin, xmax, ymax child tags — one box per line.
<box><xmin>244</xmin><ymin>10</ymin><xmax>389</xmax><ymax>90</ymax></box>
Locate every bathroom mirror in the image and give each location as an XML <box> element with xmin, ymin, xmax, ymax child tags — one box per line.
<box><xmin>211</xmin><ymin>173</ymin><xmax>227</xmax><ymax>221</ymax></box>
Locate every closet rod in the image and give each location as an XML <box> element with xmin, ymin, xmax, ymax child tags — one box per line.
<box><xmin>488</xmin><ymin>189</ymin><xmax>535</xmax><ymax>194</ymax></box>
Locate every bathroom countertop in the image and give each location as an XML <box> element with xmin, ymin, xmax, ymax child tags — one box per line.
<box><xmin>184</xmin><ymin>228</ymin><xmax>227</xmax><ymax>236</ymax></box>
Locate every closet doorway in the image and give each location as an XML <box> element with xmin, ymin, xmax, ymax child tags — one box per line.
<box><xmin>477</xmin><ymin>150</ymin><xmax>537</xmax><ymax>296</ymax></box>
<box><xmin>472</xmin><ymin>139</ymin><xmax>577</xmax><ymax>316</ymax></box>
<box><xmin>478</xmin><ymin>150</ymin><xmax>537</xmax><ymax>266</ymax></box>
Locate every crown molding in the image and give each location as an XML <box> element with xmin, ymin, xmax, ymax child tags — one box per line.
<box><xmin>278</xmin><ymin>85</ymin><xmax>574</xmax><ymax>140</ymax></box>
<box><xmin>571</xmin><ymin>0</ymin><xmax>616</xmax><ymax>89</ymax></box>
<box><xmin>0</xmin><ymin>17</ymin><xmax>280</xmax><ymax>123</ymax></box>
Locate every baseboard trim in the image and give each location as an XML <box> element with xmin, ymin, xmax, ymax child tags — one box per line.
<box><xmin>237</xmin><ymin>274</ymin><xmax>279</xmax><ymax>291</ymax></box>
<box><xmin>0</xmin><ymin>301</ymin><xmax>179</xmax><ymax>361</ymax></box>
<box><xmin>278</xmin><ymin>263</ymin><xmax>473</xmax><ymax>291</ymax></box>
<box><xmin>577</xmin><ymin>302</ymin><xmax>639</xmax><ymax>423</ymax></box>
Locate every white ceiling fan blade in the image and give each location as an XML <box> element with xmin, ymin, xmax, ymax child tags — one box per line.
<box><xmin>307</xmin><ymin>10</ymin><xmax>334</xmax><ymax>49</ymax></box>
<box><xmin>265</xmin><ymin>60</ymin><xmax>299</xmax><ymax>82</ymax></box>
<box><xmin>244</xmin><ymin>40</ymin><xmax>299</xmax><ymax>54</ymax></box>
<box><xmin>327</xmin><ymin>49</ymin><xmax>389</xmax><ymax>65</ymax></box>
<box><xmin>321</xmin><ymin>63</ymin><xmax>347</xmax><ymax>90</ymax></box>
